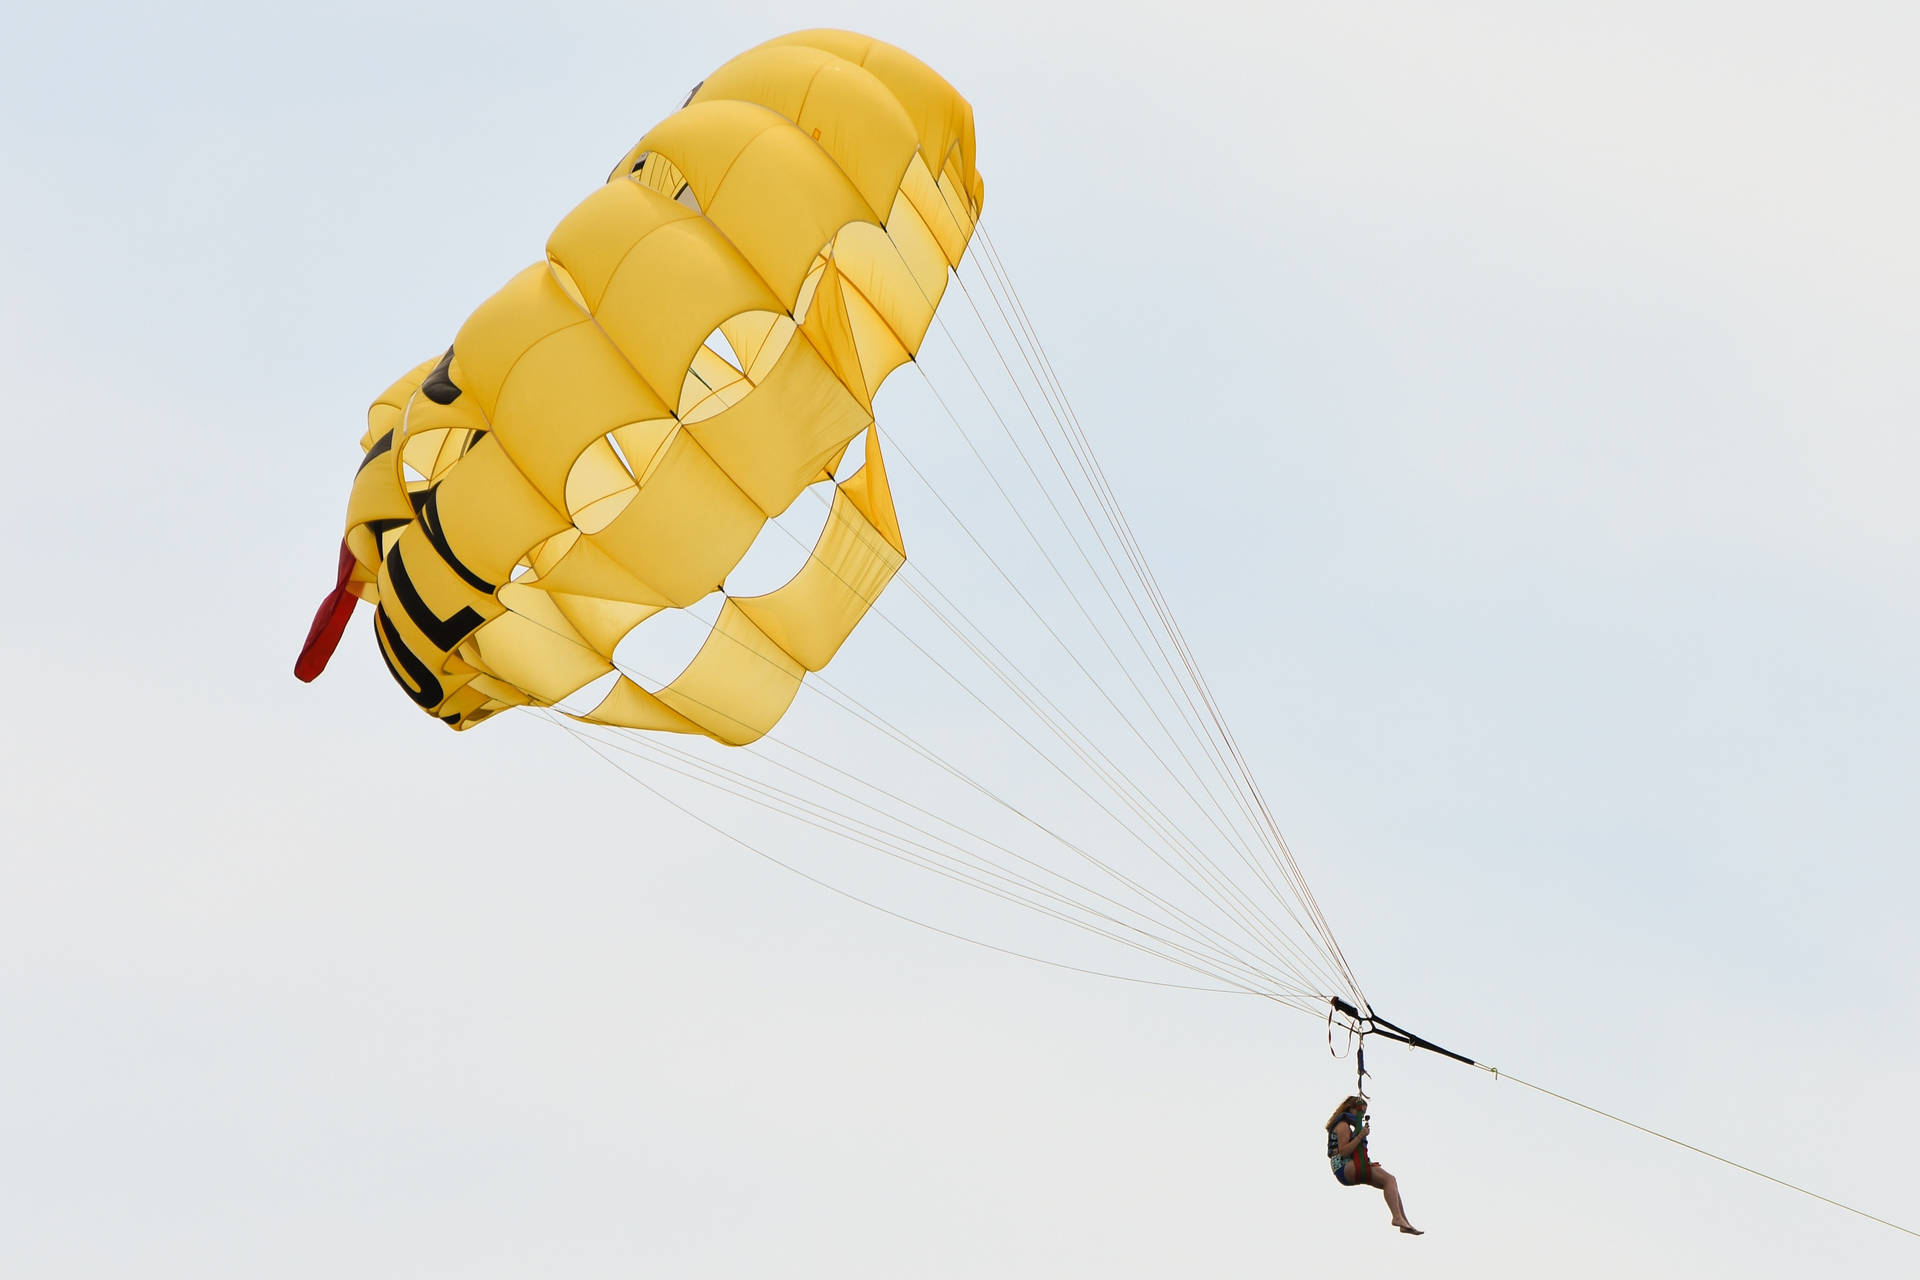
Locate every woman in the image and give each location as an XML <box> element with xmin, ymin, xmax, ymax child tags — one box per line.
<box><xmin>1326</xmin><ymin>1095</ymin><xmax>1423</xmax><ymax>1234</ymax></box>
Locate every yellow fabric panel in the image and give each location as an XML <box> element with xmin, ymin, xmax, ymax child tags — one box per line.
<box><xmin>571</xmin><ymin>488</ymin><xmax>634</xmax><ymax>538</ymax></box>
<box><xmin>796</xmin><ymin>258</ymin><xmax>871</xmax><ymax>406</ymax></box>
<box><xmin>466</xmin><ymin>595</ymin><xmax>611</xmax><ymax>705</ymax></box>
<box><xmin>447</xmin><ymin>265</ymin><xmax>589</xmax><ymax>422</ymax></box>
<box><xmin>718</xmin><ymin>311</ymin><xmax>788</xmax><ymax>383</ymax></box>
<box><xmin>396</xmin><ymin>388</ymin><xmax>490</xmax><ymax>491</ymax></box>
<box><xmin>523</xmin><ymin>530</ymin><xmax>672</xmax><ymax>609</ymax></box>
<box><xmin>428</xmin><ymin>434</ymin><xmax>570</xmax><ymax>587</ymax></box>
<box><xmin>685</xmin><ymin>332</ymin><xmax>872</xmax><ymax>517</ymax></box>
<box><xmin>653</xmin><ymin>601</ymin><xmax>805</xmax><ymax>746</ymax></box>
<box><xmin>545</xmin><ymin>259</ymin><xmax>590</xmax><ymax>313</ymax></box>
<box><xmin>460</xmin><ymin>673</ymin><xmax>534</xmax><ymax>710</ymax></box>
<box><xmin>345</xmin><ymin>371</ymin><xmax>444</xmax><ymax>580</ymax></box>
<box><xmin>879</xmin><ymin>184</ymin><xmax>952</xmax><ymax>327</ymax></box>
<box><xmin>323</xmin><ymin>31</ymin><xmax>982</xmax><ymax>735</ymax></box>
<box><xmin>376</xmin><ymin>524</ymin><xmax>504</xmax><ymax>657</ymax></box>
<box><xmin>841</xmin><ymin>272</ymin><xmax>916</xmax><ymax>402</ymax></box>
<box><xmin>364</xmin><ymin>404</ymin><xmax>401</xmax><ymax>455</ymax></box>
<box><xmin>583</xmin><ymin>209</ymin><xmax>780</xmax><ymax>398</ymax></box>
<box><xmin>425</xmin><ymin>429</ymin><xmax>473</xmax><ymax>483</ymax></box>
<box><xmin>938</xmin><ymin>167</ymin><xmax>981</xmax><ymax>249</ymax></box>
<box><xmin>542</xmin><ymin>590</ymin><xmax>659</xmax><ymax>658</ymax></box>
<box><xmin>344</xmin><ymin>450</ymin><xmax>411</xmax><ymax>565</ymax></box>
<box><xmin>564</xmin><ymin>436</ymin><xmax>636</xmax><ymax>529</ymax></box>
<box><xmin>493</xmin><ymin>580</ymin><xmax>658</xmax><ymax>661</ymax></box>
<box><xmin>369</xmin><ymin>523</ymin><xmax>501</xmax><ymax>721</ymax></box>
<box><xmin>900</xmin><ymin>158</ymin><xmax>973</xmax><ymax>268</ymax></box>
<box><xmin>544</xmin><ymin>179</ymin><xmax>699</xmax><ymax>312</ymax></box>
<box><xmin>433</xmin><ymin>682</ymin><xmax>501</xmax><ymax>729</ymax></box>
<box><xmin>344</xmin><ymin>529</ymin><xmax>385</xmax><ymax>587</ymax></box>
<box><xmin>363</xmin><ymin>358</ymin><xmax>438</xmax><ymax>452</ymax></box>
<box><xmin>609</xmin><ymin>417</ymin><xmax>680</xmax><ymax>484</ymax></box>
<box><xmin>396</xmin><ymin>408</ymin><xmax>477</xmax><ymax>485</ymax></box>
<box><xmin>735</xmin><ymin>487</ymin><xmax>904</xmax><ymax>671</ymax></box>
<box><xmin>841</xmin><ymin>428</ymin><xmax>904</xmax><ymax>554</ymax></box>
<box><xmin>605</xmin><ymin>135</ymin><xmax>689</xmax><ymax>196</ymax></box>
<box><xmin>816</xmin><ymin>438</ymin><xmax>852</xmax><ymax>482</ymax></box>
<box><xmin>764</xmin><ymin>30</ymin><xmax>982</xmax><ymax>216</ymax></box>
<box><xmin>576</xmin><ymin>675</ymin><xmax>706</xmax><ymax>736</ymax></box>
<box><xmin>585</xmin><ymin>426</ymin><xmax>766</xmax><ymax>607</ymax></box>
<box><xmin>489</xmin><ymin>320</ymin><xmax>672</xmax><ymax>508</ymax></box>
<box><xmin>695</xmin><ymin>44</ymin><xmax>919</xmax><ymax>220</ymax></box>
<box><xmin>372</xmin><ymin>612</ymin><xmax>475</xmax><ymax>710</ymax></box>
<box><xmin>678</xmin><ymin>345</ymin><xmax>753</xmax><ymax>421</ymax></box>
<box><xmin>637</xmin><ymin>100</ymin><xmax>878</xmax><ymax>306</ymax></box>
<box><xmin>794</xmin><ymin>251</ymin><xmax>829</xmax><ymax>317</ymax></box>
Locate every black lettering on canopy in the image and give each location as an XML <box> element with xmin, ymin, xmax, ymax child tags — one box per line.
<box><xmin>375</xmin><ymin>605</ymin><xmax>445</xmax><ymax>709</ymax></box>
<box><xmin>409</xmin><ymin>485</ymin><xmax>496</xmax><ymax>595</ymax></box>
<box><xmin>421</xmin><ymin>346</ymin><xmax>462</xmax><ymax>405</ymax></box>
<box><xmin>363</xmin><ymin>517</ymin><xmax>411</xmax><ymax>557</ymax></box>
<box><xmin>385</xmin><ymin>543</ymin><xmax>486</xmax><ymax>654</ymax></box>
<box><xmin>358</xmin><ymin>429</ymin><xmax>395</xmax><ymax>473</ymax></box>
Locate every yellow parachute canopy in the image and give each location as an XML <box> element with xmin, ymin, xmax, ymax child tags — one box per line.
<box><xmin>297</xmin><ymin>30</ymin><xmax>984</xmax><ymax>744</ymax></box>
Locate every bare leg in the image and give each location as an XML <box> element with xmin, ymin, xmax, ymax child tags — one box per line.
<box><xmin>1368</xmin><ymin>1165</ymin><xmax>1422</xmax><ymax>1234</ymax></box>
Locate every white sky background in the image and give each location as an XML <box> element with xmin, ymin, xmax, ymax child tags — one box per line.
<box><xmin>3</xmin><ymin>1</ymin><xmax>1917</xmax><ymax>1274</ymax></box>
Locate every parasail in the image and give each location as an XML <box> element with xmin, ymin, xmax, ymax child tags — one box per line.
<box><xmin>298</xmin><ymin>27</ymin><xmax>1380</xmax><ymax>1031</ymax></box>
<box><xmin>295</xmin><ymin>28</ymin><xmax>1363</xmax><ymax>1021</ymax></box>
<box><xmin>298</xmin><ymin>30</ymin><xmax>983</xmax><ymax>745</ymax></box>
<box><xmin>291</xmin><ymin>37</ymin><xmax>1920</xmax><ymax>1238</ymax></box>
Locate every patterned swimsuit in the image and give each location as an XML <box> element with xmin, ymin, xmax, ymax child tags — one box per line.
<box><xmin>1328</xmin><ymin>1110</ymin><xmax>1367</xmax><ymax>1184</ymax></box>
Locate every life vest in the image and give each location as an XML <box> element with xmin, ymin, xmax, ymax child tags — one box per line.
<box><xmin>1327</xmin><ymin>1109</ymin><xmax>1368</xmax><ymax>1173</ymax></box>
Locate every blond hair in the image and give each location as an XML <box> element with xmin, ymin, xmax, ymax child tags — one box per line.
<box><xmin>1325</xmin><ymin>1095</ymin><xmax>1367</xmax><ymax>1131</ymax></box>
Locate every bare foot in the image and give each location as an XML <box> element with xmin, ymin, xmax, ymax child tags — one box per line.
<box><xmin>1396</xmin><ymin>1224</ymin><xmax>1424</xmax><ymax>1236</ymax></box>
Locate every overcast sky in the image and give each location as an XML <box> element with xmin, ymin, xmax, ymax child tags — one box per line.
<box><xmin>4</xmin><ymin>2</ymin><xmax>1917</xmax><ymax>1276</ymax></box>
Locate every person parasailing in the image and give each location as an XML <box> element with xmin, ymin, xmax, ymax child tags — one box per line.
<box><xmin>1326</xmin><ymin>1094</ymin><xmax>1423</xmax><ymax>1235</ymax></box>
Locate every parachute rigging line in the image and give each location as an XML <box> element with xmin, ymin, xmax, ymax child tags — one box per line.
<box><xmin>878</xmin><ymin>427</ymin><xmax>1269</xmax><ymax>869</ymax></box>
<box><xmin>964</xmin><ymin>227</ymin><xmax>1366</xmax><ymax>1004</ymax></box>
<box><xmin>506</xmin><ymin>566</ymin><xmax>1334</xmax><ymax>998</ymax></box>
<box><xmin>912</xmin><ymin>202</ymin><xmax>1362</xmax><ymax>1002</ymax></box>
<box><xmin>302</xmin><ymin>27</ymin><xmax>1367</xmax><ymax>1021</ymax></box>
<box><xmin>759</xmin><ymin>556</ymin><xmax>1322</xmax><ymax>983</ymax></box>
<box><xmin>472</xmin><ymin>504</ymin><xmax>1292</xmax><ymax>990</ymax></box>
<box><xmin>299</xmin><ymin>32</ymin><xmax>1918</xmax><ymax>1248</ymax></box>
<box><xmin>383</xmin><ymin>207</ymin><xmax>1368</xmax><ymax>1008</ymax></box>
<box><xmin>862</xmin><ymin>438</ymin><xmax>1349</xmax><ymax>995</ymax></box>
<box><xmin>544</xmin><ymin>708</ymin><xmax>1331</xmax><ymax>1006</ymax></box>
<box><xmin>968</xmin><ymin>223</ymin><xmax>1361</xmax><ymax>985</ymax></box>
<box><xmin>720</xmin><ymin>443</ymin><xmax>1353</xmax><ymax>995</ymax></box>
<box><xmin>890</xmin><ymin>266</ymin><xmax>1348</xmax><ymax>984</ymax></box>
<box><xmin>524</xmin><ymin>215</ymin><xmax>1366</xmax><ymax>1004</ymax></box>
<box><xmin>545</xmin><ymin>659</ymin><xmax>1331</xmax><ymax>1002</ymax></box>
<box><xmin>576</xmin><ymin>713</ymin><xmax>1305</xmax><ymax>992</ymax></box>
<box><xmin>896</xmin><ymin>367</ymin><xmax>1322</xmax><ymax>935</ymax></box>
<box><xmin>921</xmin><ymin>177</ymin><xmax>1348</xmax><ymax>931</ymax></box>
